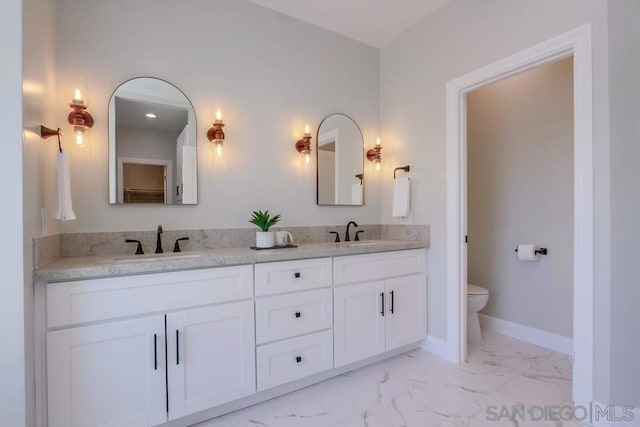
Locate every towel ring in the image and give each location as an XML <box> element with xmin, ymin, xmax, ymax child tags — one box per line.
<box><xmin>393</xmin><ymin>165</ymin><xmax>410</xmax><ymax>179</ymax></box>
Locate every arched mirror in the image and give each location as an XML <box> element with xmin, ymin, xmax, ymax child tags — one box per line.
<box><xmin>316</xmin><ymin>114</ymin><xmax>365</xmax><ymax>206</ymax></box>
<box><xmin>108</xmin><ymin>77</ymin><xmax>197</xmax><ymax>205</ymax></box>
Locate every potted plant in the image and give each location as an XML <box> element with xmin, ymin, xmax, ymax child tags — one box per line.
<box><xmin>249</xmin><ymin>210</ymin><xmax>281</xmax><ymax>248</ymax></box>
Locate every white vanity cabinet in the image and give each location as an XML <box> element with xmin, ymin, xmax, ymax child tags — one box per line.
<box><xmin>254</xmin><ymin>258</ymin><xmax>334</xmax><ymax>391</ymax></box>
<box><xmin>44</xmin><ymin>266</ymin><xmax>255</xmax><ymax>427</ymax></box>
<box><xmin>333</xmin><ymin>249</ymin><xmax>427</xmax><ymax>367</ymax></box>
<box><xmin>47</xmin><ymin>316</ymin><xmax>168</xmax><ymax>427</ymax></box>
<box><xmin>39</xmin><ymin>247</ymin><xmax>427</xmax><ymax>427</ymax></box>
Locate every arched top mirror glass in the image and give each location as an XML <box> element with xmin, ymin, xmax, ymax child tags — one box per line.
<box><xmin>316</xmin><ymin>113</ymin><xmax>364</xmax><ymax>206</ymax></box>
<box><xmin>108</xmin><ymin>77</ymin><xmax>197</xmax><ymax>205</ymax></box>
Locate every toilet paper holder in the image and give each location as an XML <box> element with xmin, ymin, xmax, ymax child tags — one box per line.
<box><xmin>514</xmin><ymin>246</ymin><xmax>548</xmax><ymax>255</ymax></box>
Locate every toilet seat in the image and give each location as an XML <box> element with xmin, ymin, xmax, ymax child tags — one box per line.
<box><xmin>467</xmin><ymin>284</ymin><xmax>489</xmax><ymax>295</ymax></box>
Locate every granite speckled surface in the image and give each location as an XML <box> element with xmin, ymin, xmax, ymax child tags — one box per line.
<box><xmin>33</xmin><ymin>233</ymin><xmax>60</xmax><ymax>270</ymax></box>
<box><xmin>56</xmin><ymin>225</ymin><xmax>385</xmax><ymax>258</ymax></box>
<box><xmin>34</xmin><ymin>240</ymin><xmax>427</xmax><ymax>283</ymax></box>
<box><xmin>33</xmin><ymin>224</ymin><xmax>429</xmax><ymax>282</ymax></box>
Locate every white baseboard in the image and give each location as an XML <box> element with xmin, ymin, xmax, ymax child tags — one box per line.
<box><xmin>421</xmin><ymin>335</ymin><xmax>458</xmax><ymax>362</ymax></box>
<box><xmin>479</xmin><ymin>314</ymin><xmax>573</xmax><ymax>356</ymax></box>
<box><xmin>590</xmin><ymin>402</ymin><xmax>640</xmax><ymax>427</ymax></box>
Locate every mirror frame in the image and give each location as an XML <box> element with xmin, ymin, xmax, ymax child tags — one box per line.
<box><xmin>108</xmin><ymin>76</ymin><xmax>198</xmax><ymax>205</ymax></box>
<box><xmin>316</xmin><ymin>113</ymin><xmax>365</xmax><ymax>206</ymax></box>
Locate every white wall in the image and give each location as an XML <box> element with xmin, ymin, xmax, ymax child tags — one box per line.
<box><xmin>1</xmin><ymin>0</ymin><xmax>25</xmax><ymax>423</ymax></box>
<box><xmin>51</xmin><ymin>0</ymin><xmax>381</xmax><ymax>233</ymax></box>
<box><xmin>608</xmin><ymin>0</ymin><xmax>640</xmax><ymax>407</ymax></box>
<box><xmin>380</xmin><ymin>0</ymin><xmax>611</xmax><ymax>403</ymax></box>
<box><xmin>467</xmin><ymin>57</ymin><xmax>574</xmax><ymax>338</ymax></box>
<box><xmin>21</xmin><ymin>0</ymin><xmax>59</xmax><ymax>424</ymax></box>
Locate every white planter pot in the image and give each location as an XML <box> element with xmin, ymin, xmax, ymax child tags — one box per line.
<box><xmin>255</xmin><ymin>231</ymin><xmax>275</xmax><ymax>248</ymax></box>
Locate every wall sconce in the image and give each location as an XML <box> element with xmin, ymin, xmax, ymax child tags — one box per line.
<box><xmin>295</xmin><ymin>125</ymin><xmax>312</xmax><ymax>164</ymax></box>
<box><xmin>68</xmin><ymin>89</ymin><xmax>94</xmax><ymax>145</ymax></box>
<box><xmin>366</xmin><ymin>137</ymin><xmax>382</xmax><ymax>171</ymax></box>
<box><xmin>207</xmin><ymin>109</ymin><xmax>225</xmax><ymax>157</ymax></box>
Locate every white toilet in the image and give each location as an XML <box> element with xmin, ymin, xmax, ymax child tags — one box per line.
<box><xmin>467</xmin><ymin>284</ymin><xmax>490</xmax><ymax>344</ymax></box>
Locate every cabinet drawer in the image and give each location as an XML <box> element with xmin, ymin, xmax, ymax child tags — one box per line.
<box><xmin>333</xmin><ymin>249</ymin><xmax>426</xmax><ymax>285</ymax></box>
<box><xmin>256</xmin><ymin>330</ymin><xmax>333</xmax><ymax>391</ymax></box>
<box><xmin>254</xmin><ymin>258</ymin><xmax>332</xmax><ymax>296</ymax></box>
<box><xmin>47</xmin><ymin>265</ymin><xmax>253</xmax><ymax>328</ymax></box>
<box><xmin>255</xmin><ymin>288</ymin><xmax>332</xmax><ymax>344</ymax></box>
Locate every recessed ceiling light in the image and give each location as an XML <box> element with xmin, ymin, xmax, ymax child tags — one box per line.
<box><xmin>146</xmin><ymin>113</ymin><xmax>156</xmax><ymax>118</ymax></box>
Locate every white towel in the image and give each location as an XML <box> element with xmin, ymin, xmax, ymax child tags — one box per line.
<box><xmin>392</xmin><ymin>176</ymin><xmax>410</xmax><ymax>217</ymax></box>
<box><xmin>53</xmin><ymin>150</ymin><xmax>76</xmax><ymax>222</ymax></box>
<box><xmin>351</xmin><ymin>183</ymin><xmax>363</xmax><ymax>205</ymax></box>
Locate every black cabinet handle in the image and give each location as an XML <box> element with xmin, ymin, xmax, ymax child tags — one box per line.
<box><xmin>176</xmin><ymin>330</ymin><xmax>180</xmax><ymax>365</ymax></box>
<box><xmin>295</xmin><ymin>311</ymin><xmax>301</xmax><ymax>318</ymax></box>
<box><xmin>294</xmin><ymin>272</ymin><xmax>301</xmax><ymax>278</ymax></box>
<box><xmin>176</xmin><ymin>185</ymin><xmax>180</xmax><ymax>196</ymax></box>
<box><xmin>296</xmin><ymin>356</ymin><xmax>302</xmax><ymax>363</ymax></box>
<box><xmin>390</xmin><ymin>290</ymin><xmax>395</xmax><ymax>314</ymax></box>
<box><xmin>380</xmin><ymin>292</ymin><xmax>385</xmax><ymax>316</ymax></box>
<box><xmin>154</xmin><ymin>334</ymin><xmax>158</xmax><ymax>370</ymax></box>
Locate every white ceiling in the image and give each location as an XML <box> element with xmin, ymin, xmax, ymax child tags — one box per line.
<box><xmin>249</xmin><ymin>0</ymin><xmax>451</xmax><ymax>48</ymax></box>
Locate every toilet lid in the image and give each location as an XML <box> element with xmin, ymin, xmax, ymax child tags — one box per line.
<box><xmin>467</xmin><ymin>284</ymin><xmax>489</xmax><ymax>295</ymax></box>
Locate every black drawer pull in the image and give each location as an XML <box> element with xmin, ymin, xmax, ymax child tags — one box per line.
<box><xmin>295</xmin><ymin>356</ymin><xmax>302</xmax><ymax>363</ymax></box>
<box><xmin>176</xmin><ymin>330</ymin><xmax>180</xmax><ymax>365</ymax></box>
<box><xmin>294</xmin><ymin>272</ymin><xmax>301</xmax><ymax>278</ymax></box>
<box><xmin>295</xmin><ymin>311</ymin><xmax>301</xmax><ymax>318</ymax></box>
<box><xmin>154</xmin><ymin>334</ymin><xmax>158</xmax><ymax>370</ymax></box>
<box><xmin>390</xmin><ymin>290</ymin><xmax>395</xmax><ymax>314</ymax></box>
<box><xmin>380</xmin><ymin>292</ymin><xmax>385</xmax><ymax>316</ymax></box>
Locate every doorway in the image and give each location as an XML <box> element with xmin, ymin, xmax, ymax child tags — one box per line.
<box><xmin>445</xmin><ymin>24</ymin><xmax>594</xmax><ymax>406</ymax></box>
<box><xmin>465</xmin><ymin>57</ymin><xmax>574</xmax><ymax>353</ymax></box>
<box><xmin>116</xmin><ymin>157</ymin><xmax>173</xmax><ymax>204</ymax></box>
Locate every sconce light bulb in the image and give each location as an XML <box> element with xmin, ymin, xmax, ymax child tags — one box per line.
<box><xmin>74</xmin><ymin>130</ymin><xmax>84</xmax><ymax>145</ymax></box>
<box><xmin>376</xmin><ymin>137</ymin><xmax>381</xmax><ymax>146</ymax></box>
<box><xmin>375</xmin><ymin>160</ymin><xmax>381</xmax><ymax>172</ymax></box>
<box><xmin>215</xmin><ymin>142</ymin><xmax>223</xmax><ymax>157</ymax></box>
<box><xmin>73</xmin><ymin>88</ymin><xmax>83</xmax><ymax>102</ymax></box>
<box><xmin>216</xmin><ymin>109</ymin><xmax>222</xmax><ymax>121</ymax></box>
<box><xmin>304</xmin><ymin>125</ymin><xmax>310</xmax><ymax>135</ymax></box>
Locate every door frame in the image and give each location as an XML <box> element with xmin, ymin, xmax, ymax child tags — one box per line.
<box><xmin>445</xmin><ymin>24</ymin><xmax>593</xmax><ymax>406</ymax></box>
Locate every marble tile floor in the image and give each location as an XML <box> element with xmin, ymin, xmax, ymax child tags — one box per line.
<box><xmin>195</xmin><ymin>331</ymin><xmax>578</xmax><ymax>427</ymax></box>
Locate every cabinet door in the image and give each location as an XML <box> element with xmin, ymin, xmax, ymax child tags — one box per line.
<box><xmin>166</xmin><ymin>301</ymin><xmax>255</xmax><ymax>419</ymax></box>
<box><xmin>385</xmin><ymin>274</ymin><xmax>427</xmax><ymax>351</ymax></box>
<box><xmin>334</xmin><ymin>281</ymin><xmax>386</xmax><ymax>367</ymax></box>
<box><xmin>47</xmin><ymin>316</ymin><xmax>166</xmax><ymax>427</ymax></box>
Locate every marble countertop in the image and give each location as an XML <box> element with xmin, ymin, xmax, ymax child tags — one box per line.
<box><xmin>35</xmin><ymin>240</ymin><xmax>427</xmax><ymax>283</ymax></box>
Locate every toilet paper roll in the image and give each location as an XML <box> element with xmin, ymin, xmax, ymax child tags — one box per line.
<box><xmin>517</xmin><ymin>244</ymin><xmax>539</xmax><ymax>261</ymax></box>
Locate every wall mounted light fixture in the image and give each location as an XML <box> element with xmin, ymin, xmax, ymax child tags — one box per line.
<box><xmin>366</xmin><ymin>137</ymin><xmax>382</xmax><ymax>171</ymax></box>
<box><xmin>68</xmin><ymin>89</ymin><xmax>94</xmax><ymax>145</ymax></box>
<box><xmin>207</xmin><ymin>109</ymin><xmax>225</xmax><ymax>157</ymax></box>
<box><xmin>295</xmin><ymin>125</ymin><xmax>312</xmax><ymax>164</ymax></box>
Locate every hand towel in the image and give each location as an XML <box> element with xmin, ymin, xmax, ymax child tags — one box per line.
<box><xmin>53</xmin><ymin>150</ymin><xmax>76</xmax><ymax>222</ymax></box>
<box><xmin>351</xmin><ymin>183</ymin><xmax>363</xmax><ymax>205</ymax></box>
<box><xmin>392</xmin><ymin>176</ymin><xmax>410</xmax><ymax>217</ymax></box>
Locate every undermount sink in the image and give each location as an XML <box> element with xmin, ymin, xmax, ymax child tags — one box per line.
<box><xmin>113</xmin><ymin>251</ymin><xmax>205</xmax><ymax>263</ymax></box>
<box><xmin>340</xmin><ymin>240</ymin><xmax>384</xmax><ymax>248</ymax></box>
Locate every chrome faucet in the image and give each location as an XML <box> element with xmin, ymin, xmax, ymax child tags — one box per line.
<box><xmin>345</xmin><ymin>221</ymin><xmax>358</xmax><ymax>242</ymax></box>
<box><xmin>155</xmin><ymin>225</ymin><xmax>164</xmax><ymax>253</ymax></box>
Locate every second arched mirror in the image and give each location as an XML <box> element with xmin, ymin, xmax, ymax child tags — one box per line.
<box><xmin>316</xmin><ymin>114</ymin><xmax>364</xmax><ymax>206</ymax></box>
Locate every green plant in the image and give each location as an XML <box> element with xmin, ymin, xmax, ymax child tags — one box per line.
<box><xmin>249</xmin><ymin>210</ymin><xmax>281</xmax><ymax>232</ymax></box>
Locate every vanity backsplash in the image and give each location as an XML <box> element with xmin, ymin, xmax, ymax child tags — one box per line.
<box><xmin>33</xmin><ymin>224</ymin><xmax>429</xmax><ymax>269</ymax></box>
